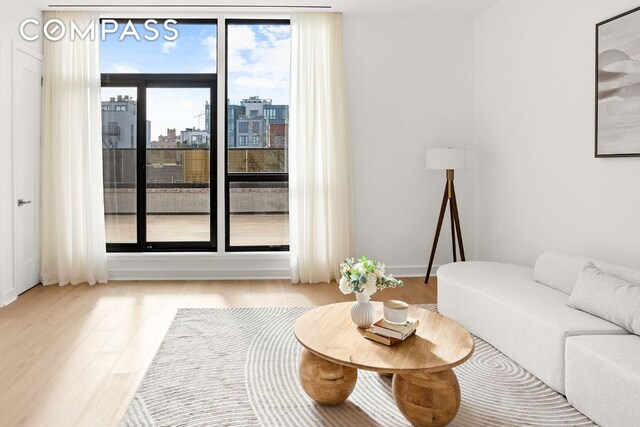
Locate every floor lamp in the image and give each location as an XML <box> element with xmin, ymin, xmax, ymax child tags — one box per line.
<box><xmin>424</xmin><ymin>148</ymin><xmax>476</xmax><ymax>283</ymax></box>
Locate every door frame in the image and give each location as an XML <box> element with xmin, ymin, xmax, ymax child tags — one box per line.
<box><xmin>102</xmin><ymin>73</ymin><xmax>218</xmax><ymax>252</ymax></box>
<box><xmin>9</xmin><ymin>40</ymin><xmax>43</xmax><ymax>303</ymax></box>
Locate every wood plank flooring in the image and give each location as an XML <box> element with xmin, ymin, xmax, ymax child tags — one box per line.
<box><xmin>0</xmin><ymin>278</ymin><xmax>436</xmax><ymax>427</ymax></box>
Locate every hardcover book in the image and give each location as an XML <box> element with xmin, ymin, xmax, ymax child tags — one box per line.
<box><xmin>372</xmin><ymin>318</ymin><xmax>419</xmax><ymax>340</ymax></box>
<box><xmin>364</xmin><ymin>329</ymin><xmax>402</xmax><ymax>346</ymax></box>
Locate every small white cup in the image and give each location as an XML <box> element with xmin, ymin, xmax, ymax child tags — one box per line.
<box><xmin>383</xmin><ymin>300</ymin><xmax>409</xmax><ymax>325</ymax></box>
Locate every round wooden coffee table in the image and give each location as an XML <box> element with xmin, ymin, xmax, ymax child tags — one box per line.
<box><xmin>294</xmin><ymin>302</ymin><xmax>474</xmax><ymax>427</ymax></box>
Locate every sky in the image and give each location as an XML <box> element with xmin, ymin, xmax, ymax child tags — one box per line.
<box><xmin>100</xmin><ymin>21</ymin><xmax>290</xmax><ymax>142</ymax></box>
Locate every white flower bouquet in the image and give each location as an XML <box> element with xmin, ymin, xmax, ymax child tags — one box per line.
<box><xmin>339</xmin><ymin>256</ymin><xmax>404</xmax><ymax>296</ymax></box>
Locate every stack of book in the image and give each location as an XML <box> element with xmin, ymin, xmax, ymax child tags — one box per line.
<box><xmin>364</xmin><ymin>318</ymin><xmax>419</xmax><ymax>346</ymax></box>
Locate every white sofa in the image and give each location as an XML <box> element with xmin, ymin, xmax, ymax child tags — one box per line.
<box><xmin>437</xmin><ymin>252</ymin><xmax>640</xmax><ymax>427</ymax></box>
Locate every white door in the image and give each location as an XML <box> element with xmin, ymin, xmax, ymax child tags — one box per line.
<box><xmin>13</xmin><ymin>46</ymin><xmax>42</xmax><ymax>295</ymax></box>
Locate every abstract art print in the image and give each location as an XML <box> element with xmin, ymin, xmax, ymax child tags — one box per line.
<box><xmin>596</xmin><ymin>6</ymin><xmax>640</xmax><ymax>157</ymax></box>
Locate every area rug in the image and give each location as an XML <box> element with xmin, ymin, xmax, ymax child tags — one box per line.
<box><xmin>121</xmin><ymin>306</ymin><xmax>596</xmax><ymax>426</ymax></box>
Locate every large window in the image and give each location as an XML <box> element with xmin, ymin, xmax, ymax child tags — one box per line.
<box><xmin>101</xmin><ymin>20</ymin><xmax>217</xmax><ymax>252</ymax></box>
<box><xmin>101</xmin><ymin>19</ymin><xmax>290</xmax><ymax>253</ymax></box>
<box><xmin>226</xmin><ymin>20</ymin><xmax>290</xmax><ymax>251</ymax></box>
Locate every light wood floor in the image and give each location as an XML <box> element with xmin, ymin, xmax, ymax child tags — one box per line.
<box><xmin>0</xmin><ymin>278</ymin><xmax>436</xmax><ymax>427</ymax></box>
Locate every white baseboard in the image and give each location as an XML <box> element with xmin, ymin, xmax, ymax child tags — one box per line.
<box><xmin>106</xmin><ymin>253</ymin><xmax>439</xmax><ymax>282</ymax></box>
<box><xmin>1</xmin><ymin>290</ymin><xmax>17</xmax><ymax>307</ymax></box>
<box><xmin>385</xmin><ymin>265</ymin><xmax>438</xmax><ymax>278</ymax></box>
<box><xmin>107</xmin><ymin>252</ymin><xmax>290</xmax><ymax>281</ymax></box>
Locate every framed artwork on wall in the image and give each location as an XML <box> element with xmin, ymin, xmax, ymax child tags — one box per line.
<box><xmin>596</xmin><ymin>6</ymin><xmax>640</xmax><ymax>157</ymax></box>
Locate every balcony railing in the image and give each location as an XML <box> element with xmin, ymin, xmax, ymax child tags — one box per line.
<box><xmin>104</xmin><ymin>184</ymin><xmax>288</xmax><ymax>245</ymax></box>
<box><xmin>103</xmin><ymin>148</ymin><xmax>289</xmax><ymax>246</ymax></box>
<box><xmin>103</xmin><ymin>147</ymin><xmax>287</xmax><ymax>188</ymax></box>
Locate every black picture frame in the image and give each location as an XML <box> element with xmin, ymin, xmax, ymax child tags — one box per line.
<box><xmin>596</xmin><ymin>6</ymin><xmax>640</xmax><ymax>158</ymax></box>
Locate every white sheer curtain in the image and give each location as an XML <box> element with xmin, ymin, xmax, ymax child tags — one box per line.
<box><xmin>41</xmin><ymin>11</ymin><xmax>108</xmax><ymax>286</ymax></box>
<box><xmin>289</xmin><ymin>13</ymin><xmax>354</xmax><ymax>284</ymax></box>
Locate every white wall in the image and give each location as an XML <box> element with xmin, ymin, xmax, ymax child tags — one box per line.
<box><xmin>0</xmin><ymin>3</ymin><xmax>42</xmax><ymax>306</ymax></box>
<box><xmin>103</xmin><ymin>9</ymin><xmax>477</xmax><ymax>281</ymax></box>
<box><xmin>473</xmin><ymin>0</ymin><xmax>640</xmax><ymax>269</ymax></box>
<box><xmin>0</xmin><ymin>4</ymin><xmax>479</xmax><ymax>291</ymax></box>
<box><xmin>344</xmin><ymin>8</ymin><xmax>476</xmax><ymax>276</ymax></box>
<box><xmin>10</xmin><ymin>0</ymin><xmax>636</xmax><ymax>290</ymax></box>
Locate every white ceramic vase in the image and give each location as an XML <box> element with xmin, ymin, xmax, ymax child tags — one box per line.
<box><xmin>351</xmin><ymin>292</ymin><xmax>376</xmax><ymax>328</ymax></box>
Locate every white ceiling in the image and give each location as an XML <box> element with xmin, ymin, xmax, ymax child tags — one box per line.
<box><xmin>37</xmin><ymin>0</ymin><xmax>500</xmax><ymax>17</ymax></box>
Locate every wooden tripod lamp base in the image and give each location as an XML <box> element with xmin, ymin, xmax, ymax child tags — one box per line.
<box><xmin>424</xmin><ymin>148</ymin><xmax>475</xmax><ymax>284</ymax></box>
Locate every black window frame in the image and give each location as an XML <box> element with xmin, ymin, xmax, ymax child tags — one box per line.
<box><xmin>101</xmin><ymin>19</ymin><xmax>218</xmax><ymax>253</ymax></box>
<box><xmin>225</xmin><ymin>19</ymin><xmax>291</xmax><ymax>252</ymax></box>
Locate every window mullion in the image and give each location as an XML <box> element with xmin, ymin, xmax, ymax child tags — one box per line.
<box><xmin>136</xmin><ymin>81</ymin><xmax>147</xmax><ymax>250</ymax></box>
<box><xmin>217</xmin><ymin>17</ymin><xmax>227</xmax><ymax>254</ymax></box>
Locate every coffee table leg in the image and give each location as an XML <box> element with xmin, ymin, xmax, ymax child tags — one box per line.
<box><xmin>298</xmin><ymin>349</ymin><xmax>357</xmax><ymax>405</ymax></box>
<box><xmin>392</xmin><ymin>369</ymin><xmax>461</xmax><ymax>427</ymax></box>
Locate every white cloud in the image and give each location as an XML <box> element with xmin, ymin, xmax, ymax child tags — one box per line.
<box><xmin>260</xmin><ymin>25</ymin><xmax>290</xmax><ymax>36</ymax></box>
<box><xmin>161</xmin><ymin>41</ymin><xmax>177</xmax><ymax>54</ymax></box>
<box><xmin>228</xmin><ymin>54</ymin><xmax>248</xmax><ymax>71</ymax></box>
<box><xmin>235</xmin><ymin>76</ymin><xmax>288</xmax><ymax>89</ymax></box>
<box><xmin>231</xmin><ymin>37</ymin><xmax>290</xmax><ymax>96</ymax></box>
<box><xmin>258</xmin><ymin>25</ymin><xmax>291</xmax><ymax>44</ymax></box>
<box><xmin>250</xmin><ymin>38</ymin><xmax>291</xmax><ymax>75</ymax></box>
<box><xmin>228</xmin><ymin>26</ymin><xmax>256</xmax><ymax>53</ymax></box>
<box><xmin>112</xmin><ymin>63</ymin><xmax>139</xmax><ymax>73</ymax></box>
<box><xmin>227</xmin><ymin>25</ymin><xmax>291</xmax><ymax>105</ymax></box>
<box><xmin>227</xmin><ymin>26</ymin><xmax>257</xmax><ymax>72</ymax></box>
<box><xmin>202</xmin><ymin>36</ymin><xmax>217</xmax><ymax>60</ymax></box>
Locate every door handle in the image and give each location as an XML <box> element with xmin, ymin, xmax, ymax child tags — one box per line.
<box><xmin>17</xmin><ymin>199</ymin><xmax>32</xmax><ymax>207</ymax></box>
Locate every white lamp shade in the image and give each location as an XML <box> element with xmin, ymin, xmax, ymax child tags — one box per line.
<box><xmin>425</xmin><ymin>148</ymin><xmax>476</xmax><ymax>170</ymax></box>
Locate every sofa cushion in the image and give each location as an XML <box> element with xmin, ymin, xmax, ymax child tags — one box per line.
<box><xmin>534</xmin><ymin>251</ymin><xmax>640</xmax><ymax>295</ymax></box>
<box><xmin>569</xmin><ymin>262</ymin><xmax>640</xmax><ymax>335</ymax></box>
<box><xmin>566</xmin><ymin>335</ymin><xmax>640</xmax><ymax>427</ymax></box>
<box><xmin>593</xmin><ymin>259</ymin><xmax>640</xmax><ymax>286</ymax></box>
<box><xmin>534</xmin><ymin>252</ymin><xmax>589</xmax><ymax>295</ymax></box>
<box><xmin>438</xmin><ymin>261</ymin><xmax>628</xmax><ymax>394</ymax></box>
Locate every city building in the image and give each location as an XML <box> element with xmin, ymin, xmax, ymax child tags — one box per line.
<box><xmin>180</xmin><ymin>128</ymin><xmax>210</xmax><ymax>147</ymax></box>
<box><xmin>151</xmin><ymin>128</ymin><xmax>178</xmax><ymax>148</ymax></box>
<box><xmin>231</xmin><ymin>96</ymin><xmax>289</xmax><ymax>148</ymax></box>
<box><xmin>204</xmin><ymin>101</ymin><xmax>211</xmax><ymax>133</ymax></box>
<box><xmin>264</xmin><ymin>104</ymin><xmax>288</xmax><ymax>125</ymax></box>
<box><xmin>269</xmin><ymin>123</ymin><xmax>288</xmax><ymax>148</ymax></box>
<box><xmin>101</xmin><ymin>95</ymin><xmax>151</xmax><ymax>148</ymax></box>
<box><xmin>227</xmin><ymin>103</ymin><xmax>245</xmax><ymax>147</ymax></box>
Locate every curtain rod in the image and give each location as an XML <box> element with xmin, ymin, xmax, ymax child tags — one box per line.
<box><xmin>48</xmin><ymin>4</ymin><xmax>331</xmax><ymax>8</ymax></box>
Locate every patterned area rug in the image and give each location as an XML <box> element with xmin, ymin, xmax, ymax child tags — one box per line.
<box><xmin>121</xmin><ymin>306</ymin><xmax>596</xmax><ymax>426</ymax></box>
